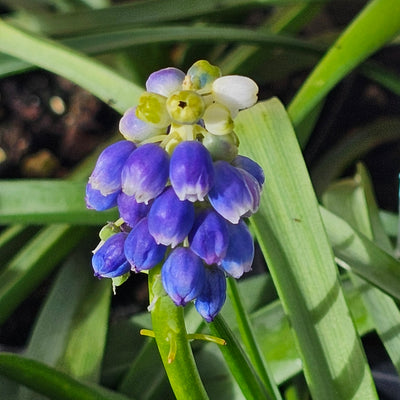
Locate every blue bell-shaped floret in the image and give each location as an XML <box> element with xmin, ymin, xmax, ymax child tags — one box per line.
<box><xmin>232</xmin><ymin>155</ymin><xmax>265</xmax><ymax>188</ymax></box>
<box><xmin>124</xmin><ymin>217</ymin><xmax>167</xmax><ymax>272</ymax></box>
<box><xmin>148</xmin><ymin>186</ymin><xmax>195</xmax><ymax>248</ymax></box>
<box><xmin>208</xmin><ymin>161</ymin><xmax>260</xmax><ymax>224</ymax></box>
<box><xmin>92</xmin><ymin>232</ymin><xmax>130</xmax><ymax>278</ymax></box>
<box><xmin>170</xmin><ymin>140</ymin><xmax>214</xmax><ymax>202</ymax></box>
<box><xmin>121</xmin><ymin>143</ymin><xmax>169</xmax><ymax>204</ymax></box>
<box><xmin>89</xmin><ymin>141</ymin><xmax>136</xmax><ymax>196</ymax></box>
<box><xmin>85</xmin><ymin>183</ymin><xmax>119</xmax><ymax>211</ymax></box>
<box><xmin>220</xmin><ymin>220</ymin><xmax>254</xmax><ymax>278</ymax></box>
<box><xmin>146</xmin><ymin>67</ymin><xmax>185</xmax><ymax>97</ymax></box>
<box><xmin>117</xmin><ymin>192</ymin><xmax>151</xmax><ymax>227</ymax></box>
<box><xmin>189</xmin><ymin>208</ymin><xmax>229</xmax><ymax>265</ymax></box>
<box><xmin>161</xmin><ymin>247</ymin><xmax>206</xmax><ymax>306</ymax></box>
<box><xmin>195</xmin><ymin>267</ymin><xmax>226</xmax><ymax>322</ymax></box>
<box><xmin>240</xmin><ymin>168</ymin><xmax>261</xmax><ymax>218</ymax></box>
<box><xmin>119</xmin><ymin>106</ymin><xmax>164</xmax><ymax>142</ymax></box>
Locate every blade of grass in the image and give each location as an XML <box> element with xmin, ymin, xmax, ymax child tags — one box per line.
<box><xmin>236</xmin><ymin>98</ymin><xmax>377</xmax><ymax>399</ymax></box>
<box><xmin>320</xmin><ymin>206</ymin><xmax>400</xmax><ymax>301</ymax></box>
<box><xmin>0</xmin><ymin>18</ymin><xmax>143</xmax><ymax>114</ymax></box>
<box><xmin>23</xmin><ymin>248</ymin><xmax>110</xmax><ymax>381</ymax></box>
<box><xmin>0</xmin><ymin>353</ymin><xmax>133</xmax><ymax>400</ymax></box>
<box><xmin>0</xmin><ymin>24</ymin><xmax>321</xmax><ymax>82</ymax></box>
<box><xmin>226</xmin><ymin>278</ymin><xmax>282</xmax><ymax>400</ymax></box>
<box><xmin>18</xmin><ymin>247</ymin><xmax>111</xmax><ymax>399</ymax></box>
<box><xmin>379</xmin><ymin>210</ymin><xmax>398</xmax><ymax>239</ymax></box>
<box><xmin>0</xmin><ymin>225</ymin><xmax>39</xmax><ymax>271</ymax></box>
<box><xmin>288</xmin><ymin>0</ymin><xmax>400</xmax><ymax>145</ymax></box>
<box><xmin>61</xmin><ymin>25</ymin><xmax>322</xmax><ymax>57</ymax></box>
<box><xmin>322</xmin><ymin>164</ymin><xmax>400</xmax><ymax>374</ymax></box>
<box><xmin>0</xmin><ymin>180</ymin><xmax>117</xmax><ymax>225</ymax></box>
<box><xmin>219</xmin><ymin>2</ymin><xmax>322</xmax><ymax>74</ymax></box>
<box><xmin>209</xmin><ymin>314</ymin><xmax>271</xmax><ymax>400</ymax></box>
<box><xmin>12</xmin><ymin>0</ymin><xmax>327</xmax><ymax>36</ymax></box>
<box><xmin>362</xmin><ymin>62</ymin><xmax>400</xmax><ymax>96</ymax></box>
<box><xmin>0</xmin><ymin>225</ymin><xmax>89</xmax><ymax>324</ymax></box>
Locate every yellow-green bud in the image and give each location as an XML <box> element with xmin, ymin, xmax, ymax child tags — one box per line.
<box><xmin>136</xmin><ymin>92</ymin><xmax>171</xmax><ymax>128</ymax></box>
<box><xmin>166</xmin><ymin>90</ymin><xmax>205</xmax><ymax>124</ymax></box>
<box><xmin>185</xmin><ymin>60</ymin><xmax>222</xmax><ymax>93</ymax></box>
<box><xmin>99</xmin><ymin>223</ymin><xmax>120</xmax><ymax>241</ymax></box>
<box><xmin>112</xmin><ymin>272</ymin><xmax>130</xmax><ymax>288</ymax></box>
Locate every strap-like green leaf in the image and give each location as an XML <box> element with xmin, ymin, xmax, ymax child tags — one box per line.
<box><xmin>320</xmin><ymin>206</ymin><xmax>400</xmax><ymax>301</ymax></box>
<box><xmin>0</xmin><ymin>225</ymin><xmax>89</xmax><ymax>324</ymax></box>
<box><xmin>15</xmin><ymin>0</ymin><xmax>327</xmax><ymax>36</ymax></box>
<box><xmin>0</xmin><ymin>180</ymin><xmax>117</xmax><ymax>225</ymax></box>
<box><xmin>322</xmin><ymin>164</ymin><xmax>400</xmax><ymax>374</ymax></box>
<box><xmin>23</xmin><ymin>249</ymin><xmax>110</xmax><ymax>380</ymax></box>
<box><xmin>0</xmin><ymin>19</ymin><xmax>143</xmax><ymax>113</ymax></box>
<box><xmin>236</xmin><ymin>98</ymin><xmax>378</xmax><ymax>399</ymax></box>
<box><xmin>0</xmin><ymin>353</ymin><xmax>132</xmax><ymax>400</ymax></box>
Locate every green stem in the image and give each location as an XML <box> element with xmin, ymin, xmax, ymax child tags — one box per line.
<box><xmin>227</xmin><ymin>278</ymin><xmax>283</xmax><ymax>400</ymax></box>
<box><xmin>148</xmin><ymin>266</ymin><xmax>209</xmax><ymax>400</ymax></box>
<box><xmin>209</xmin><ymin>314</ymin><xmax>270</xmax><ymax>400</ymax></box>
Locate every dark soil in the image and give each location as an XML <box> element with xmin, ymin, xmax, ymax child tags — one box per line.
<box><xmin>0</xmin><ymin>70</ymin><xmax>119</xmax><ymax>179</ymax></box>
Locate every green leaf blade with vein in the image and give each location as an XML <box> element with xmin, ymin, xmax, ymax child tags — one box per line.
<box><xmin>0</xmin><ymin>353</ymin><xmax>132</xmax><ymax>400</ymax></box>
<box><xmin>24</xmin><ymin>250</ymin><xmax>110</xmax><ymax>379</ymax></box>
<box><xmin>0</xmin><ymin>180</ymin><xmax>117</xmax><ymax>225</ymax></box>
<box><xmin>18</xmin><ymin>248</ymin><xmax>111</xmax><ymax>400</ymax></box>
<box><xmin>322</xmin><ymin>164</ymin><xmax>400</xmax><ymax>374</ymax></box>
<box><xmin>0</xmin><ymin>225</ymin><xmax>89</xmax><ymax>324</ymax></box>
<box><xmin>320</xmin><ymin>206</ymin><xmax>400</xmax><ymax>301</ymax></box>
<box><xmin>0</xmin><ymin>19</ymin><xmax>142</xmax><ymax>113</ymax></box>
<box><xmin>13</xmin><ymin>0</ymin><xmax>327</xmax><ymax>36</ymax></box>
<box><xmin>235</xmin><ymin>98</ymin><xmax>377</xmax><ymax>399</ymax></box>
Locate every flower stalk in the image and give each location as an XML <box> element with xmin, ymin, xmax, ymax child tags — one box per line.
<box><xmin>148</xmin><ymin>266</ymin><xmax>209</xmax><ymax>400</ymax></box>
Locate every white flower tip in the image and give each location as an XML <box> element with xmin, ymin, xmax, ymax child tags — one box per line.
<box><xmin>212</xmin><ymin>75</ymin><xmax>258</xmax><ymax>113</ymax></box>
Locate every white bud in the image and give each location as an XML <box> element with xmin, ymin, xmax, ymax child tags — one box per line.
<box><xmin>212</xmin><ymin>75</ymin><xmax>258</xmax><ymax>116</ymax></box>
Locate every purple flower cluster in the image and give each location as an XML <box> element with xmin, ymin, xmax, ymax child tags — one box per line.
<box><xmin>86</xmin><ymin>60</ymin><xmax>263</xmax><ymax>322</ymax></box>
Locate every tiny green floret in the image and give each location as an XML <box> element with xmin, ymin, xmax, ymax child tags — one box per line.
<box><xmin>166</xmin><ymin>90</ymin><xmax>205</xmax><ymax>124</ymax></box>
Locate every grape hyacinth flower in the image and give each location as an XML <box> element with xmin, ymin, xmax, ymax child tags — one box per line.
<box><xmin>148</xmin><ymin>186</ymin><xmax>195</xmax><ymax>248</ymax></box>
<box><xmin>208</xmin><ymin>161</ymin><xmax>261</xmax><ymax>224</ymax></box>
<box><xmin>85</xmin><ymin>183</ymin><xmax>119</xmax><ymax>211</ymax></box>
<box><xmin>92</xmin><ymin>232</ymin><xmax>130</xmax><ymax>278</ymax></box>
<box><xmin>162</xmin><ymin>247</ymin><xmax>206</xmax><ymax>306</ymax></box>
<box><xmin>89</xmin><ymin>140</ymin><xmax>136</xmax><ymax>195</ymax></box>
<box><xmin>124</xmin><ymin>218</ymin><xmax>167</xmax><ymax>272</ymax></box>
<box><xmin>121</xmin><ymin>143</ymin><xmax>169</xmax><ymax>203</ymax></box>
<box><xmin>195</xmin><ymin>267</ymin><xmax>227</xmax><ymax>322</ymax></box>
<box><xmin>170</xmin><ymin>140</ymin><xmax>214</xmax><ymax>202</ymax></box>
<box><xmin>86</xmin><ymin>59</ymin><xmax>263</xmax><ymax>322</ymax></box>
<box><xmin>117</xmin><ymin>192</ymin><xmax>151</xmax><ymax>227</ymax></box>
<box><xmin>189</xmin><ymin>209</ymin><xmax>229</xmax><ymax>265</ymax></box>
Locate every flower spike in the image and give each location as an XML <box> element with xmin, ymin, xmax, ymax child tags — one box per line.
<box><xmin>86</xmin><ymin>59</ymin><xmax>263</xmax><ymax>322</ymax></box>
